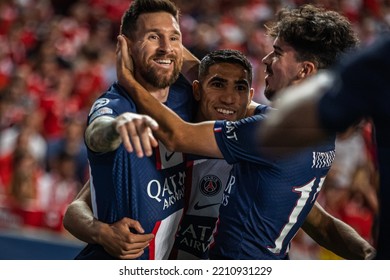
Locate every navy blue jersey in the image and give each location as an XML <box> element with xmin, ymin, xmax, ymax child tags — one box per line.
<box><xmin>318</xmin><ymin>36</ymin><xmax>390</xmax><ymax>259</ymax></box>
<box><xmin>76</xmin><ymin>75</ymin><xmax>194</xmax><ymax>260</ymax></box>
<box><xmin>209</xmin><ymin>115</ymin><xmax>335</xmax><ymax>259</ymax></box>
<box><xmin>171</xmin><ymin>105</ymin><xmax>270</xmax><ymax>260</ymax></box>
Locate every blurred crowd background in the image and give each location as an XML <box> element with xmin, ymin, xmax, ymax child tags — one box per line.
<box><xmin>0</xmin><ymin>0</ymin><xmax>387</xmax><ymax>259</ymax></box>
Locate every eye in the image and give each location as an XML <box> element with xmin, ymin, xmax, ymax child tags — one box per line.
<box><xmin>210</xmin><ymin>81</ymin><xmax>224</xmax><ymax>88</ymax></box>
<box><xmin>170</xmin><ymin>35</ymin><xmax>180</xmax><ymax>42</ymax></box>
<box><xmin>148</xmin><ymin>34</ymin><xmax>159</xmax><ymax>40</ymax></box>
<box><xmin>236</xmin><ymin>85</ymin><xmax>248</xmax><ymax>91</ymax></box>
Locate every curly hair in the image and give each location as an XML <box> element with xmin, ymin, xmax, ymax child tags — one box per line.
<box><xmin>266</xmin><ymin>4</ymin><xmax>360</xmax><ymax>69</ymax></box>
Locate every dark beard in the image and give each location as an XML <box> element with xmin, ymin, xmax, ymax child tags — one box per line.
<box><xmin>140</xmin><ymin>64</ymin><xmax>181</xmax><ymax>89</ymax></box>
<box><xmin>263</xmin><ymin>88</ymin><xmax>275</xmax><ymax>101</ymax></box>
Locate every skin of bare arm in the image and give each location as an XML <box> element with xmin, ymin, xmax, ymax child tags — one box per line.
<box><xmin>181</xmin><ymin>46</ymin><xmax>200</xmax><ymax>83</ymax></box>
<box><xmin>116</xmin><ymin>35</ymin><xmax>223</xmax><ymax>158</ymax></box>
<box><xmin>85</xmin><ymin>112</ymin><xmax>159</xmax><ymax>157</ymax></box>
<box><xmin>63</xmin><ymin>182</ymin><xmax>97</xmax><ymax>244</ymax></box>
<box><xmin>302</xmin><ymin>202</ymin><xmax>376</xmax><ymax>260</ymax></box>
<box><xmin>63</xmin><ymin>180</ymin><xmax>155</xmax><ymax>259</ymax></box>
<box><xmin>85</xmin><ymin>116</ymin><xmax>122</xmax><ymax>153</ymax></box>
<box><xmin>259</xmin><ymin>73</ymin><xmax>332</xmax><ymax>155</ymax></box>
<box><xmin>245</xmin><ymin>100</ymin><xmax>262</xmax><ymax>117</ymax></box>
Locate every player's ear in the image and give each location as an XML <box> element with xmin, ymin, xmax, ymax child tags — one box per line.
<box><xmin>249</xmin><ymin>88</ymin><xmax>254</xmax><ymax>101</ymax></box>
<box><xmin>298</xmin><ymin>61</ymin><xmax>316</xmax><ymax>79</ymax></box>
<box><xmin>192</xmin><ymin>80</ymin><xmax>201</xmax><ymax>101</ymax></box>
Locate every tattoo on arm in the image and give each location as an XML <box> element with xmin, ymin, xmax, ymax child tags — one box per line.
<box><xmin>85</xmin><ymin>116</ymin><xmax>121</xmax><ymax>152</ymax></box>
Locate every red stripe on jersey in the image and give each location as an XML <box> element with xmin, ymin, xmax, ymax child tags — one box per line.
<box><xmin>185</xmin><ymin>156</ymin><xmax>193</xmax><ymax>168</ymax></box>
<box><xmin>154</xmin><ymin>146</ymin><xmax>162</xmax><ymax>170</ymax></box>
<box><xmin>149</xmin><ymin>220</ymin><xmax>162</xmax><ymax>260</ymax></box>
<box><xmin>209</xmin><ymin>217</ymin><xmax>220</xmax><ymax>250</ymax></box>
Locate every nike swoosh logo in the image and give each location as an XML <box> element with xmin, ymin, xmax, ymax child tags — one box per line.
<box><xmin>165</xmin><ymin>151</ymin><xmax>175</xmax><ymax>161</ymax></box>
<box><xmin>194</xmin><ymin>201</ymin><xmax>220</xmax><ymax>211</ymax></box>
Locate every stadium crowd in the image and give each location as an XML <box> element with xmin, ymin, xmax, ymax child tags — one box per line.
<box><xmin>0</xmin><ymin>0</ymin><xmax>388</xmax><ymax>259</ymax></box>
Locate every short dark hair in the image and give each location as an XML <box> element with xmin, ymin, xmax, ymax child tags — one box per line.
<box><xmin>198</xmin><ymin>49</ymin><xmax>253</xmax><ymax>86</ymax></box>
<box><xmin>121</xmin><ymin>0</ymin><xmax>179</xmax><ymax>40</ymax></box>
<box><xmin>266</xmin><ymin>4</ymin><xmax>360</xmax><ymax>69</ymax></box>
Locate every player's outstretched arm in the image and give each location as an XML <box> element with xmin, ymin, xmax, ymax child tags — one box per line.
<box><xmin>302</xmin><ymin>202</ymin><xmax>376</xmax><ymax>260</ymax></box>
<box><xmin>63</xmin><ymin>180</ymin><xmax>155</xmax><ymax>259</ymax></box>
<box><xmin>85</xmin><ymin>113</ymin><xmax>159</xmax><ymax>157</ymax></box>
<box><xmin>116</xmin><ymin>35</ymin><xmax>222</xmax><ymax>158</ymax></box>
<box><xmin>182</xmin><ymin>46</ymin><xmax>200</xmax><ymax>83</ymax></box>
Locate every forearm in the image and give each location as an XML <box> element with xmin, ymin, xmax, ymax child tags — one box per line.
<box><xmin>326</xmin><ymin>218</ymin><xmax>376</xmax><ymax>260</ymax></box>
<box><xmin>63</xmin><ymin>200</ymin><xmax>104</xmax><ymax>244</ymax></box>
<box><xmin>303</xmin><ymin>213</ymin><xmax>375</xmax><ymax>259</ymax></box>
<box><xmin>181</xmin><ymin>46</ymin><xmax>200</xmax><ymax>83</ymax></box>
<box><xmin>85</xmin><ymin>116</ymin><xmax>122</xmax><ymax>153</ymax></box>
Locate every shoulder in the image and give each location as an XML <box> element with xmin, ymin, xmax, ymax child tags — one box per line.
<box><xmin>254</xmin><ymin>104</ymin><xmax>273</xmax><ymax>115</ymax></box>
<box><xmin>88</xmin><ymin>83</ymin><xmax>136</xmax><ymax>123</ymax></box>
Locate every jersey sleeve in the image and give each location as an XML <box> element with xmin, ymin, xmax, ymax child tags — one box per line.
<box><xmin>213</xmin><ymin>115</ymin><xmax>269</xmax><ymax>164</ymax></box>
<box><xmin>254</xmin><ymin>104</ymin><xmax>271</xmax><ymax>115</ymax></box>
<box><xmin>87</xmin><ymin>84</ymin><xmax>136</xmax><ymax>125</ymax></box>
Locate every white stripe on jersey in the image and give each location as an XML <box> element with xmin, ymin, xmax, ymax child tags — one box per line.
<box><xmin>153</xmin><ymin>209</ymin><xmax>183</xmax><ymax>260</ymax></box>
<box><xmin>89</xmin><ymin>168</ymin><xmax>99</xmax><ymax>219</ymax></box>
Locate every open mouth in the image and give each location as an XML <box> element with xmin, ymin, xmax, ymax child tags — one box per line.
<box><xmin>216</xmin><ymin>108</ymin><xmax>235</xmax><ymax>115</ymax></box>
<box><xmin>215</xmin><ymin>108</ymin><xmax>236</xmax><ymax>120</ymax></box>
<box><xmin>154</xmin><ymin>59</ymin><xmax>173</xmax><ymax>68</ymax></box>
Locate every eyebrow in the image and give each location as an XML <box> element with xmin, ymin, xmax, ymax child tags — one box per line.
<box><xmin>208</xmin><ymin>76</ymin><xmax>249</xmax><ymax>87</ymax></box>
<box><xmin>235</xmin><ymin>79</ymin><xmax>250</xmax><ymax>87</ymax></box>
<box><xmin>209</xmin><ymin>76</ymin><xmax>226</xmax><ymax>83</ymax></box>
<box><xmin>147</xmin><ymin>28</ymin><xmax>181</xmax><ymax>36</ymax></box>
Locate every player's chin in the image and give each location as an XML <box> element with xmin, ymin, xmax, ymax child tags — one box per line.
<box><xmin>221</xmin><ymin>114</ymin><xmax>236</xmax><ymax>121</ymax></box>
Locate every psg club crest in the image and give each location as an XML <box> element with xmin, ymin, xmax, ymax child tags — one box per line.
<box><xmin>199</xmin><ymin>175</ymin><xmax>222</xmax><ymax>197</ymax></box>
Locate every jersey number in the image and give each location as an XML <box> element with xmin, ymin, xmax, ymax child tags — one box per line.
<box><xmin>267</xmin><ymin>177</ymin><xmax>325</xmax><ymax>254</ymax></box>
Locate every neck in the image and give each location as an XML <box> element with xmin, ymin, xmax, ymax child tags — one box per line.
<box><xmin>146</xmin><ymin>85</ymin><xmax>169</xmax><ymax>103</ymax></box>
